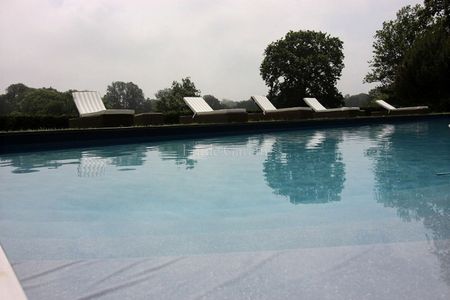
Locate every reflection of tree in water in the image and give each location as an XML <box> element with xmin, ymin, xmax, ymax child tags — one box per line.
<box><xmin>263</xmin><ymin>131</ymin><xmax>345</xmax><ymax>204</ymax></box>
<box><xmin>367</xmin><ymin>122</ymin><xmax>450</xmax><ymax>284</ymax></box>
<box><xmin>2</xmin><ymin>151</ymin><xmax>81</xmax><ymax>174</ymax></box>
<box><xmin>86</xmin><ymin>144</ymin><xmax>147</xmax><ymax>168</ymax></box>
<box><xmin>157</xmin><ymin>141</ymin><xmax>197</xmax><ymax>170</ymax></box>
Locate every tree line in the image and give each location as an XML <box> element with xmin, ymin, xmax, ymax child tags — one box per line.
<box><xmin>1</xmin><ymin>0</ymin><xmax>448</xmax><ymax>117</ymax></box>
<box><xmin>0</xmin><ymin>79</ymin><xmax>259</xmax><ymax>117</ymax></box>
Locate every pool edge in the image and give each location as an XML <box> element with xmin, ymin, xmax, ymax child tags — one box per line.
<box><xmin>0</xmin><ymin>245</ymin><xmax>28</xmax><ymax>300</ymax></box>
<box><xmin>1</xmin><ymin>113</ymin><xmax>449</xmax><ymax>154</ymax></box>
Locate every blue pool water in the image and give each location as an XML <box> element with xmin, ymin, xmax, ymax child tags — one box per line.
<box><xmin>1</xmin><ymin>119</ymin><xmax>450</xmax><ymax>292</ymax></box>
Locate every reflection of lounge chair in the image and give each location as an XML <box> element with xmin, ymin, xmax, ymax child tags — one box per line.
<box><xmin>180</xmin><ymin>97</ymin><xmax>248</xmax><ymax>124</ymax></box>
<box><xmin>77</xmin><ymin>155</ymin><xmax>108</xmax><ymax>177</ymax></box>
<box><xmin>375</xmin><ymin>100</ymin><xmax>429</xmax><ymax>115</ymax></box>
<box><xmin>250</xmin><ymin>95</ymin><xmax>312</xmax><ymax>120</ymax></box>
<box><xmin>377</xmin><ymin>125</ymin><xmax>395</xmax><ymax>140</ymax></box>
<box><xmin>305</xmin><ymin>132</ymin><xmax>326</xmax><ymax>149</ymax></box>
<box><xmin>70</xmin><ymin>91</ymin><xmax>134</xmax><ymax>128</ymax></box>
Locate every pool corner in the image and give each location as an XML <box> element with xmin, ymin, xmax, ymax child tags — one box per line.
<box><xmin>0</xmin><ymin>245</ymin><xmax>27</xmax><ymax>300</ymax></box>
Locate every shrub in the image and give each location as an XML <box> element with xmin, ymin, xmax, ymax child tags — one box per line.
<box><xmin>0</xmin><ymin>115</ymin><xmax>70</xmax><ymax>131</ymax></box>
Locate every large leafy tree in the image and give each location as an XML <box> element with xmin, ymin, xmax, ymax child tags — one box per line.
<box><xmin>5</xmin><ymin>83</ymin><xmax>31</xmax><ymax>99</ymax></box>
<box><xmin>103</xmin><ymin>81</ymin><xmax>147</xmax><ymax>111</ymax></box>
<box><xmin>365</xmin><ymin>5</ymin><xmax>430</xmax><ymax>87</ymax></box>
<box><xmin>0</xmin><ymin>84</ymin><xmax>77</xmax><ymax>116</ymax></box>
<box><xmin>394</xmin><ymin>24</ymin><xmax>450</xmax><ymax>110</ymax></box>
<box><xmin>366</xmin><ymin>1</ymin><xmax>450</xmax><ymax>110</ymax></box>
<box><xmin>260</xmin><ymin>30</ymin><xmax>345</xmax><ymax>108</ymax></box>
<box><xmin>156</xmin><ymin>77</ymin><xmax>200</xmax><ymax>113</ymax></box>
<box><xmin>0</xmin><ymin>83</ymin><xmax>33</xmax><ymax>115</ymax></box>
<box><xmin>20</xmin><ymin>88</ymin><xmax>76</xmax><ymax>116</ymax></box>
<box><xmin>423</xmin><ymin>0</ymin><xmax>450</xmax><ymax>30</ymax></box>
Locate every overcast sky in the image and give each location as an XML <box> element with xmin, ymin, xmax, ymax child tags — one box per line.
<box><xmin>0</xmin><ymin>0</ymin><xmax>422</xmax><ymax>100</ymax></box>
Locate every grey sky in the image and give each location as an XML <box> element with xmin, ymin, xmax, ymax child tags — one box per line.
<box><xmin>0</xmin><ymin>0</ymin><xmax>422</xmax><ymax>100</ymax></box>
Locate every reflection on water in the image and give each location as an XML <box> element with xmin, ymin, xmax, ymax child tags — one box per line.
<box><xmin>154</xmin><ymin>132</ymin><xmax>346</xmax><ymax>205</ymax></box>
<box><xmin>77</xmin><ymin>155</ymin><xmax>108</xmax><ymax>177</ymax></box>
<box><xmin>367</xmin><ymin>122</ymin><xmax>450</xmax><ymax>284</ymax></box>
<box><xmin>1</xmin><ymin>121</ymin><xmax>450</xmax><ymax>284</ymax></box>
<box><xmin>0</xmin><ymin>144</ymin><xmax>149</xmax><ymax>177</ymax></box>
<box><xmin>263</xmin><ymin>130</ymin><xmax>345</xmax><ymax>204</ymax></box>
<box><xmin>76</xmin><ymin>145</ymin><xmax>148</xmax><ymax>176</ymax></box>
<box><xmin>157</xmin><ymin>136</ymin><xmax>254</xmax><ymax>169</ymax></box>
<box><xmin>1</xmin><ymin>151</ymin><xmax>80</xmax><ymax>174</ymax></box>
<box><xmin>0</xmin><ymin>132</ymin><xmax>347</xmax><ymax>206</ymax></box>
<box><xmin>157</xmin><ymin>141</ymin><xmax>198</xmax><ymax>169</ymax></box>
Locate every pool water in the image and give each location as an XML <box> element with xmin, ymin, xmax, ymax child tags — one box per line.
<box><xmin>1</xmin><ymin>119</ymin><xmax>450</xmax><ymax>298</ymax></box>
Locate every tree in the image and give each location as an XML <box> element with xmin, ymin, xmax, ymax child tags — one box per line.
<box><xmin>260</xmin><ymin>30</ymin><xmax>345</xmax><ymax>108</ymax></box>
<box><xmin>394</xmin><ymin>23</ymin><xmax>450</xmax><ymax>110</ymax></box>
<box><xmin>6</xmin><ymin>83</ymin><xmax>31</xmax><ymax>99</ymax></box>
<box><xmin>203</xmin><ymin>95</ymin><xmax>225</xmax><ymax>109</ymax></box>
<box><xmin>366</xmin><ymin>0</ymin><xmax>450</xmax><ymax>109</ymax></box>
<box><xmin>0</xmin><ymin>83</ymin><xmax>33</xmax><ymax>115</ymax></box>
<box><xmin>155</xmin><ymin>77</ymin><xmax>201</xmax><ymax>113</ymax></box>
<box><xmin>365</xmin><ymin>0</ymin><xmax>450</xmax><ymax>89</ymax></box>
<box><xmin>20</xmin><ymin>88</ymin><xmax>76</xmax><ymax>116</ymax></box>
<box><xmin>423</xmin><ymin>0</ymin><xmax>450</xmax><ymax>30</ymax></box>
<box><xmin>221</xmin><ymin>99</ymin><xmax>238</xmax><ymax>108</ymax></box>
<box><xmin>103</xmin><ymin>81</ymin><xmax>147</xmax><ymax>111</ymax></box>
<box><xmin>234</xmin><ymin>99</ymin><xmax>259</xmax><ymax>111</ymax></box>
<box><xmin>0</xmin><ymin>95</ymin><xmax>7</xmax><ymax>115</ymax></box>
<box><xmin>0</xmin><ymin>84</ymin><xmax>77</xmax><ymax>116</ymax></box>
<box><xmin>365</xmin><ymin>5</ymin><xmax>430</xmax><ymax>87</ymax></box>
<box><xmin>344</xmin><ymin>93</ymin><xmax>371</xmax><ymax>107</ymax></box>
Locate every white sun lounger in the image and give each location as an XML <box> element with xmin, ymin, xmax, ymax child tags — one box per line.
<box><xmin>182</xmin><ymin>97</ymin><xmax>247</xmax><ymax>123</ymax></box>
<box><xmin>249</xmin><ymin>96</ymin><xmax>312</xmax><ymax>120</ymax></box>
<box><xmin>251</xmin><ymin>96</ymin><xmax>312</xmax><ymax>114</ymax></box>
<box><xmin>70</xmin><ymin>91</ymin><xmax>135</xmax><ymax>128</ymax></box>
<box><xmin>375</xmin><ymin>100</ymin><xmax>428</xmax><ymax>114</ymax></box>
<box><xmin>72</xmin><ymin>91</ymin><xmax>134</xmax><ymax>117</ymax></box>
<box><xmin>304</xmin><ymin>98</ymin><xmax>360</xmax><ymax>113</ymax></box>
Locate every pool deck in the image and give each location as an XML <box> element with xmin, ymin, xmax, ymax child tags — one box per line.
<box><xmin>9</xmin><ymin>240</ymin><xmax>450</xmax><ymax>300</ymax></box>
<box><xmin>1</xmin><ymin>113</ymin><xmax>449</xmax><ymax>154</ymax></box>
<box><xmin>0</xmin><ymin>245</ymin><xmax>27</xmax><ymax>300</ymax></box>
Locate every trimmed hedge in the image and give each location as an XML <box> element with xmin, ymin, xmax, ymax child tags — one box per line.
<box><xmin>0</xmin><ymin>113</ymin><xmax>176</xmax><ymax>131</ymax></box>
<box><xmin>0</xmin><ymin>115</ymin><xmax>70</xmax><ymax>131</ymax></box>
<box><xmin>162</xmin><ymin>112</ymin><xmax>181</xmax><ymax>124</ymax></box>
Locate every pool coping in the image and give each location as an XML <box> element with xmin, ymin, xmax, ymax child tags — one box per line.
<box><xmin>0</xmin><ymin>245</ymin><xmax>28</xmax><ymax>300</ymax></box>
<box><xmin>1</xmin><ymin>113</ymin><xmax>449</xmax><ymax>154</ymax></box>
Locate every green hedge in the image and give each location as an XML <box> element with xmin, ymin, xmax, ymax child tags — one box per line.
<box><xmin>162</xmin><ymin>112</ymin><xmax>181</xmax><ymax>124</ymax></box>
<box><xmin>0</xmin><ymin>115</ymin><xmax>70</xmax><ymax>131</ymax></box>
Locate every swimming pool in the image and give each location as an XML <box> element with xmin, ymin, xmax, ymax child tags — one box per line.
<box><xmin>1</xmin><ymin>119</ymin><xmax>450</xmax><ymax>299</ymax></box>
